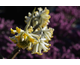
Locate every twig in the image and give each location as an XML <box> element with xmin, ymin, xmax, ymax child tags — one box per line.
<box><xmin>8</xmin><ymin>47</ymin><xmax>21</xmax><ymax>59</ymax></box>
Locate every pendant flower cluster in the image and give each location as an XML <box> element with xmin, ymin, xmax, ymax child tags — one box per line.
<box><xmin>9</xmin><ymin>7</ymin><xmax>54</xmax><ymax>55</ymax></box>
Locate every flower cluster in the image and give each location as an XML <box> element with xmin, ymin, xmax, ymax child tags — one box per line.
<box><xmin>9</xmin><ymin>7</ymin><xmax>54</xmax><ymax>55</ymax></box>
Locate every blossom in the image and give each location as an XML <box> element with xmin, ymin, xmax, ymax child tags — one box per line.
<box><xmin>9</xmin><ymin>7</ymin><xmax>54</xmax><ymax>55</ymax></box>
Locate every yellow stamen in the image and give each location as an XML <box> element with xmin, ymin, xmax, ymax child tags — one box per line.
<box><xmin>43</xmin><ymin>48</ymin><xmax>50</xmax><ymax>52</ymax></box>
<box><xmin>48</xmin><ymin>15</ymin><xmax>51</xmax><ymax>19</ymax></box>
<box><xmin>29</xmin><ymin>37</ymin><xmax>38</xmax><ymax>44</ymax></box>
<box><xmin>38</xmin><ymin>53</ymin><xmax>43</xmax><ymax>55</ymax></box>
<box><xmin>27</xmin><ymin>48</ymin><xmax>32</xmax><ymax>51</ymax></box>
<box><xmin>45</xmin><ymin>9</ymin><xmax>49</xmax><ymax>14</ymax></box>
<box><xmin>16</xmin><ymin>27</ymin><xmax>21</xmax><ymax>33</ymax></box>
<box><xmin>42</xmin><ymin>21</ymin><xmax>48</xmax><ymax>27</ymax></box>
<box><xmin>45</xmin><ymin>44</ymin><xmax>51</xmax><ymax>48</ymax></box>
<box><xmin>10</xmin><ymin>28</ymin><xmax>15</xmax><ymax>34</ymax></box>
<box><xmin>44</xmin><ymin>7</ymin><xmax>50</xmax><ymax>14</ymax></box>
<box><xmin>33</xmin><ymin>52</ymin><xmax>43</xmax><ymax>55</ymax></box>
<box><xmin>23</xmin><ymin>33</ymin><xmax>28</xmax><ymax>39</ymax></box>
<box><xmin>28</xmin><ymin>26</ymin><xmax>33</xmax><ymax>33</ymax></box>
<box><xmin>15</xmin><ymin>35</ymin><xmax>20</xmax><ymax>41</ymax></box>
<box><xmin>29</xmin><ymin>37</ymin><xmax>35</xmax><ymax>43</ymax></box>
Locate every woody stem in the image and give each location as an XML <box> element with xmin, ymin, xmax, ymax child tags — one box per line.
<box><xmin>8</xmin><ymin>47</ymin><xmax>21</xmax><ymax>59</ymax></box>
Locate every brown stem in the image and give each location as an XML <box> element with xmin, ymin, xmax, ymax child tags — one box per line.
<box><xmin>8</xmin><ymin>47</ymin><xmax>21</xmax><ymax>59</ymax></box>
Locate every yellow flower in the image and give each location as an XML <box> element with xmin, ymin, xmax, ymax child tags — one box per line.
<box><xmin>32</xmin><ymin>39</ymin><xmax>51</xmax><ymax>55</ymax></box>
<box><xmin>16</xmin><ymin>27</ymin><xmax>21</xmax><ymax>33</ymax></box>
<box><xmin>10</xmin><ymin>28</ymin><xmax>16</xmax><ymax>34</ymax></box>
<box><xmin>10</xmin><ymin>27</ymin><xmax>40</xmax><ymax>49</ymax></box>
<box><xmin>9</xmin><ymin>7</ymin><xmax>54</xmax><ymax>55</ymax></box>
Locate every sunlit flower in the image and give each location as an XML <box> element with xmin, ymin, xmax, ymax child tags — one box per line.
<box><xmin>10</xmin><ymin>27</ymin><xmax>40</xmax><ymax>49</ymax></box>
<box><xmin>9</xmin><ymin>7</ymin><xmax>54</xmax><ymax>55</ymax></box>
<box><xmin>32</xmin><ymin>37</ymin><xmax>51</xmax><ymax>55</ymax></box>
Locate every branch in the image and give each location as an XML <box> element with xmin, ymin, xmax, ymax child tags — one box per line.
<box><xmin>8</xmin><ymin>47</ymin><xmax>21</xmax><ymax>59</ymax></box>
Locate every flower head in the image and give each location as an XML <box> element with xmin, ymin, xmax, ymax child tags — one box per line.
<box><xmin>9</xmin><ymin>7</ymin><xmax>54</xmax><ymax>55</ymax></box>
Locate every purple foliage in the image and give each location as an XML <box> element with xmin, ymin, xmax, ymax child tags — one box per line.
<box><xmin>0</xmin><ymin>18</ymin><xmax>16</xmax><ymax>58</ymax></box>
<box><xmin>47</xmin><ymin>6</ymin><xmax>80</xmax><ymax>59</ymax></box>
<box><xmin>56</xmin><ymin>6</ymin><xmax>80</xmax><ymax>18</ymax></box>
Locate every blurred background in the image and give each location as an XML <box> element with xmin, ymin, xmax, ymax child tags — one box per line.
<box><xmin>0</xmin><ymin>6</ymin><xmax>80</xmax><ymax>59</ymax></box>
